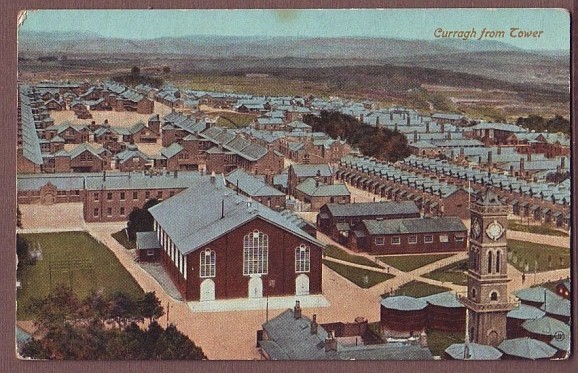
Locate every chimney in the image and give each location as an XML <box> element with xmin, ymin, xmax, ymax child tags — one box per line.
<box><xmin>488</xmin><ymin>151</ymin><xmax>493</xmax><ymax>169</ymax></box>
<box><xmin>210</xmin><ymin>171</ymin><xmax>216</xmax><ymax>184</ymax></box>
<box><xmin>389</xmin><ymin>112</ymin><xmax>393</xmax><ymax>121</ymax></box>
<box><xmin>527</xmin><ymin>152</ymin><xmax>532</xmax><ymax>162</ymax></box>
<box><xmin>560</xmin><ymin>157</ymin><xmax>565</xmax><ymax>169</ymax></box>
<box><xmin>497</xmin><ymin>145</ymin><xmax>502</xmax><ymax>155</ymax></box>
<box><xmin>174</xmin><ymin>169</ymin><xmax>178</xmax><ymax>178</ymax></box>
<box><xmin>406</xmin><ymin>115</ymin><xmax>410</xmax><ymax>126</ymax></box>
<box><xmin>104</xmin><ymin>119</ymin><xmax>108</xmax><ymax>124</ymax></box>
<box><xmin>325</xmin><ymin>331</ymin><xmax>337</xmax><ymax>352</ymax></box>
<box><xmin>510</xmin><ymin>165</ymin><xmax>514</xmax><ymax>176</ymax></box>
<box><xmin>359</xmin><ymin>113</ymin><xmax>364</xmax><ymax>122</ymax></box>
<box><xmin>376</xmin><ymin>116</ymin><xmax>380</xmax><ymax>126</ymax></box>
<box><xmin>294</xmin><ymin>301</ymin><xmax>302</xmax><ymax>319</ymax></box>
<box><xmin>103</xmin><ymin>170</ymin><xmax>106</xmax><ymax>181</ymax></box>
<box><xmin>447</xmin><ymin>131</ymin><xmax>452</xmax><ymax>140</ymax></box>
<box><xmin>520</xmin><ymin>158</ymin><xmax>525</xmax><ymax>174</ymax></box>
<box><xmin>413</xmin><ymin>130</ymin><xmax>418</xmax><ymax>143</ymax></box>
<box><xmin>441</xmin><ymin>122</ymin><xmax>445</xmax><ymax>133</ymax></box>
<box><xmin>315</xmin><ymin>179</ymin><xmax>320</xmax><ymax>188</ymax></box>
<box><xmin>310</xmin><ymin>314</ymin><xmax>318</xmax><ymax>334</ymax></box>
<box><xmin>394</xmin><ymin>123</ymin><xmax>398</xmax><ymax>132</ymax></box>
<box><xmin>451</xmin><ymin>150</ymin><xmax>455</xmax><ymax>159</ymax></box>
<box><xmin>459</xmin><ymin>147</ymin><xmax>464</xmax><ymax>158</ymax></box>
<box><xmin>426</xmin><ymin>122</ymin><xmax>430</xmax><ymax>133</ymax></box>
<box><xmin>221</xmin><ymin>199</ymin><xmax>225</xmax><ymax>219</ymax></box>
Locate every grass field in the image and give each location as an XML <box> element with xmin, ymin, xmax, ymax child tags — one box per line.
<box><xmin>376</xmin><ymin>254</ymin><xmax>454</xmax><ymax>272</ymax></box>
<box><xmin>426</xmin><ymin>329</ymin><xmax>465</xmax><ymax>358</ymax></box>
<box><xmin>383</xmin><ymin>280</ymin><xmax>450</xmax><ymax>298</ymax></box>
<box><xmin>111</xmin><ymin>229</ymin><xmax>135</xmax><ymax>250</ymax></box>
<box><xmin>423</xmin><ymin>260</ymin><xmax>468</xmax><ymax>286</ymax></box>
<box><xmin>508</xmin><ymin>239</ymin><xmax>570</xmax><ymax>273</ymax></box>
<box><xmin>324</xmin><ymin>245</ymin><xmax>383</xmax><ymax>269</ymax></box>
<box><xmin>323</xmin><ymin>260</ymin><xmax>393</xmax><ymax>288</ymax></box>
<box><xmin>508</xmin><ymin>220</ymin><xmax>569</xmax><ymax>237</ymax></box>
<box><xmin>17</xmin><ymin>232</ymin><xmax>143</xmax><ymax>320</ymax></box>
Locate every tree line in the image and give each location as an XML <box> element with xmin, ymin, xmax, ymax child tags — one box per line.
<box><xmin>516</xmin><ymin>115</ymin><xmax>570</xmax><ymax>135</ymax></box>
<box><xmin>303</xmin><ymin>110</ymin><xmax>411</xmax><ymax>162</ymax></box>
<box><xmin>21</xmin><ymin>286</ymin><xmax>206</xmax><ymax>360</ymax></box>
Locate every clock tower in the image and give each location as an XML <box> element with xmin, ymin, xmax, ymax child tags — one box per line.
<box><xmin>460</xmin><ymin>189</ymin><xmax>517</xmax><ymax>346</ymax></box>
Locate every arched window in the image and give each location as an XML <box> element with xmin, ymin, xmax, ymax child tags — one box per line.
<box><xmin>490</xmin><ymin>291</ymin><xmax>498</xmax><ymax>301</ymax></box>
<box><xmin>496</xmin><ymin>251</ymin><xmax>501</xmax><ymax>273</ymax></box>
<box><xmin>488</xmin><ymin>251</ymin><xmax>493</xmax><ymax>274</ymax></box>
<box><xmin>295</xmin><ymin>244</ymin><xmax>310</xmax><ymax>273</ymax></box>
<box><xmin>200</xmin><ymin>249</ymin><xmax>216</xmax><ymax>278</ymax></box>
<box><xmin>243</xmin><ymin>230</ymin><xmax>269</xmax><ymax>275</ymax></box>
<box><xmin>471</xmin><ymin>288</ymin><xmax>477</xmax><ymax>299</ymax></box>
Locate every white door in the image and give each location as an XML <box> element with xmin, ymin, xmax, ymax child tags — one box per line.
<box><xmin>200</xmin><ymin>279</ymin><xmax>215</xmax><ymax>301</ymax></box>
<box><xmin>248</xmin><ymin>276</ymin><xmax>263</xmax><ymax>298</ymax></box>
<box><xmin>296</xmin><ymin>274</ymin><xmax>310</xmax><ymax>296</ymax></box>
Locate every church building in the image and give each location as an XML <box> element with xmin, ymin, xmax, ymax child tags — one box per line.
<box><xmin>148</xmin><ymin>173</ymin><xmax>325</xmax><ymax>302</ymax></box>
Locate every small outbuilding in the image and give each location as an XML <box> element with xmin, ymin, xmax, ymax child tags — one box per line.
<box><xmin>423</xmin><ymin>291</ymin><xmax>465</xmax><ymax>332</ymax></box>
<box><xmin>380</xmin><ymin>296</ymin><xmax>427</xmax><ymax>335</ymax></box>
<box><xmin>136</xmin><ymin>231</ymin><xmax>161</xmax><ymax>262</ymax></box>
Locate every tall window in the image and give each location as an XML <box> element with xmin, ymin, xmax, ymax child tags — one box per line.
<box><xmin>200</xmin><ymin>249</ymin><xmax>216</xmax><ymax>278</ymax></box>
<box><xmin>295</xmin><ymin>244</ymin><xmax>310</xmax><ymax>273</ymax></box>
<box><xmin>243</xmin><ymin>230</ymin><xmax>269</xmax><ymax>275</ymax></box>
<box><xmin>496</xmin><ymin>251</ymin><xmax>501</xmax><ymax>273</ymax></box>
<box><xmin>488</xmin><ymin>251</ymin><xmax>493</xmax><ymax>274</ymax></box>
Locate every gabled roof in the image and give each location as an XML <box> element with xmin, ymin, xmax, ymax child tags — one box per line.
<box><xmin>290</xmin><ymin>164</ymin><xmax>333</xmax><ymax>178</ymax></box>
<box><xmin>324</xmin><ymin>201</ymin><xmax>419</xmax><ymax>218</ymax></box>
<box><xmin>445</xmin><ymin>343</ymin><xmax>502</xmax><ymax>360</ymax></box>
<box><xmin>160</xmin><ymin>143</ymin><xmax>184</xmax><ymax>159</ymax></box>
<box><xmin>116</xmin><ymin>145</ymin><xmax>151</xmax><ymax>164</ymax></box>
<box><xmin>68</xmin><ymin>143</ymin><xmax>104</xmax><ymax>160</ymax></box>
<box><xmin>225</xmin><ymin>168</ymin><xmax>284</xmax><ymax>197</ymax></box>
<box><xmin>295</xmin><ymin>178</ymin><xmax>350</xmax><ymax>197</ymax></box>
<box><xmin>497</xmin><ymin>338</ymin><xmax>557</xmax><ymax>359</ymax></box>
<box><xmin>136</xmin><ymin>231</ymin><xmax>161</xmax><ymax>250</ymax></box>
<box><xmin>149</xmin><ymin>175</ymin><xmax>322</xmax><ymax>255</ymax></box>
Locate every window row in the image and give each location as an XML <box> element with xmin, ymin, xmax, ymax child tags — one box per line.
<box><xmin>93</xmin><ymin>206</ymin><xmax>126</xmax><ymax>217</ymax></box>
<box><xmin>93</xmin><ymin>190</ymin><xmax>175</xmax><ymax>202</ymax></box>
<box><xmin>374</xmin><ymin>234</ymin><xmax>465</xmax><ymax>246</ymax></box>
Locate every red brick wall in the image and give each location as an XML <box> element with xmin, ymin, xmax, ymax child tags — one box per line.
<box><xmin>137</xmin><ymin>99</ymin><xmax>154</xmax><ymax>114</ymax></box>
<box><xmin>177</xmin><ymin>217</ymin><xmax>323</xmax><ymax>301</ymax></box>
<box><xmin>357</xmin><ymin>230</ymin><xmax>467</xmax><ymax>255</ymax></box>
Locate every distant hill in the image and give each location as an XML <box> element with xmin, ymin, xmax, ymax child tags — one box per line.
<box><xmin>19</xmin><ymin>31</ymin><xmax>558</xmax><ymax>59</ymax></box>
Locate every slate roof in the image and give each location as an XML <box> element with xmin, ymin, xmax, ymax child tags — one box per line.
<box><xmin>136</xmin><ymin>231</ymin><xmax>161</xmax><ymax>250</ymax></box>
<box><xmin>445</xmin><ymin>343</ymin><xmax>502</xmax><ymax>360</ymax></box>
<box><xmin>497</xmin><ymin>338</ymin><xmax>557</xmax><ymax>360</ymax></box>
<box><xmin>380</xmin><ymin>296</ymin><xmax>427</xmax><ymax>311</ymax></box>
<box><xmin>68</xmin><ymin>143</ymin><xmax>104</xmax><ymax>160</ymax></box>
<box><xmin>225</xmin><ymin>168</ymin><xmax>285</xmax><ymax>197</ymax></box>
<box><xmin>290</xmin><ymin>164</ymin><xmax>334</xmax><ymax>178</ymax></box>
<box><xmin>160</xmin><ymin>143</ymin><xmax>184</xmax><ymax>159</ymax></box>
<box><xmin>540</xmin><ymin>295</ymin><xmax>570</xmax><ymax>317</ymax></box>
<box><xmin>362</xmin><ymin>216</ymin><xmax>466</xmax><ymax>236</ymax></box>
<box><xmin>295</xmin><ymin>179</ymin><xmax>350</xmax><ymax>197</ymax></box>
<box><xmin>515</xmin><ymin>287</ymin><xmax>558</xmax><ymax>304</ymax></box>
<box><xmin>149</xmin><ymin>175</ymin><xmax>323</xmax><ymax>255</ymax></box>
<box><xmin>18</xmin><ymin>89</ymin><xmax>44</xmax><ymax>165</ymax></box>
<box><xmin>116</xmin><ymin>145</ymin><xmax>151</xmax><ymax>164</ymax></box>
<box><xmin>422</xmin><ymin>291</ymin><xmax>464</xmax><ymax>308</ymax></box>
<box><xmin>507</xmin><ymin>304</ymin><xmax>546</xmax><ymax>320</ymax></box>
<box><xmin>325</xmin><ymin>201</ymin><xmax>419</xmax><ymax>218</ymax></box>
<box><xmin>260</xmin><ymin>309</ymin><xmax>433</xmax><ymax>360</ymax></box>
<box><xmin>521</xmin><ymin>316</ymin><xmax>570</xmax><ymax>337</ymax></box>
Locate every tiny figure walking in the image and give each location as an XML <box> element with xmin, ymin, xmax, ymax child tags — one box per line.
<box><xmin>522</xmin><ymin>272</ymin><xmax>526</xmax><ymax>284</ymax></box>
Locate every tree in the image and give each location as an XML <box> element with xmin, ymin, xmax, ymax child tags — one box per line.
<box><xmin>131</xmin><ymin>66</ymin><xmax>141</xmax><ymax>77</ymax></box>
<box><xmin>21</xmin><ymin>289</ymin><xmax>206</xmax><ymax>360</ymax></box>
<box><xmin>126</xmin><ymin>199</ymin><xmax>159</xmax><ymax>241</ymax></box>
<box><xmin>139</xmin><ymin>292</ymin><xmax>164</xmax><ymax>323</ymax></box>
<box><xmin>17</xmin><ymin>234</ymin><xmax>30</xmax><ymax>271</ymax></box>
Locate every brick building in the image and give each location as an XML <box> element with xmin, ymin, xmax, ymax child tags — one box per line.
<box><xmin>149</xmin><ymin>174</ymin><xmax>324</xmax><ymax>302</ymax></box>
<box><xmin>348</xmin><ymin>216</ymin><xmax>467</xmax><ymax>255</ymax></box>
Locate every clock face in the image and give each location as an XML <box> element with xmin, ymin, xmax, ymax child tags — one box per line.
<box><xmin>486</xmin><ymin>220</ymin><xmax>504</xmax><ymax>241</ymax></box>
<box><xmin>471</xmin><ymin>218</ymin><xmax>481</xmax><ymax>239</ymax></box>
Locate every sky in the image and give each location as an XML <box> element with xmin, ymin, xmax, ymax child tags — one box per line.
<box><xmin>19</xmin><ymin>8</ymin><xmax>570</xmax><ymax>51</ymax></box>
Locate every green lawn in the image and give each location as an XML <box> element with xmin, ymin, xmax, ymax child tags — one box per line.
<box><xmin>508</xmin><ymin>239</ymin><xmax>570</xmax><ymax>273</ymax></box>
<box><xmin>376</xmin><ymin>254</ymin><xmax>454</xmax><ymax>272</ymax></box>
<box><xmin>508</xmin><ymin>220</ymin><xmax>569</xmax><ymax>237</ymax></box>
<box><xmin>423</xmin><ymin>260</ymin><xmax>468</xmax><ymax>286</ymax></box>
<box><xmin>111</xmin><ymin>229</ymin><xmax>135</xmax><ymax>250</ymax></box>
<box><xmin>426</xmin><ymin>329</ymin><xmax>465</xmax><ymax>358</ymax></box>
<box><xmin>17</xmin><ymin>232</ymin><xmax>144</xmax><ymax>320</ymax></box>
<box><xmin>323</xmin><ymin>260</ymin><xmax>393</xmax><ymax>288</ymax></box>
<box><xmin>324</xmin><ymin>245</ymin><xmax>383</xmax><ymax>269</ymax></box>
<box><xmin>383</xmin><ymin>280</ymin><xmax>450</xmax><ymax>298</ymax></box>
